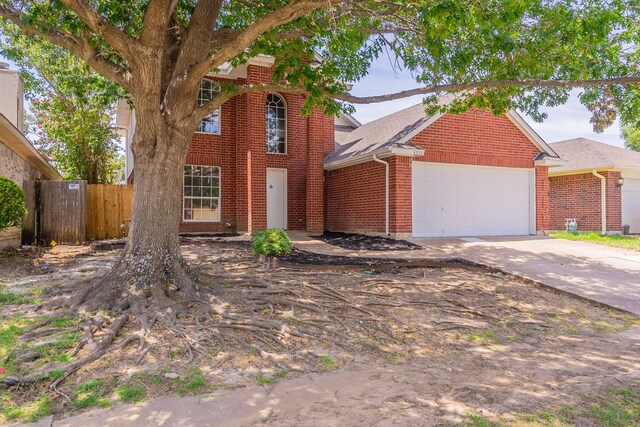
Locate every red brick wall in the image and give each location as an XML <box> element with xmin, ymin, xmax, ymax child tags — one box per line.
<box><xmin>412</xmin><ymin>110</ymin><xmax>540</xmax><ymax>168</ymax></box>
<box><xmin>389</xmin><ymin>157</ymin><xmax>412</xmax><ymax>235</ymax></box>
<box><xmin>325</xmin><ymin>110</ymin><xmax>546</xmax><ymax>236</ymax></box>
<box><xmin>536</xmin><ymin>166</ymin><xmax>550</xmax><ymax>231</ymax></box>
<box><xmin>325</xmin><ymin>160</ymin><xmax>386</xmax><ymax>234</ymax></box>
<box><xmin>549</xmin><ymin>171</ymin><xmax>622</xmax><ymax>232</ymax></box>
<box><xmin>177</xmin><ymin>65</ymin><xmax>334</xmax><ymax>233</ymax></box>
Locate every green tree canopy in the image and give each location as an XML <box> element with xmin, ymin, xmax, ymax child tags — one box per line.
<box><xmin>622</xmin><ymin>125</ymin><xmax>640</xmax><ymax>151</ymax></box>
<box><xmin>0</xmin><ymin>28</ymin><xmax>125</xmax><ymax>183</ymax></box>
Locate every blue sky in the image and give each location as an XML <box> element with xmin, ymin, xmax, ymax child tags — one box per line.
<box><xmin>349</xmin><ymin>57</ymin><xmax>625</xmax><ymax>148</ymax></box>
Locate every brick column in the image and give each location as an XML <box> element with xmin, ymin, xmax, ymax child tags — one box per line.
<box><xmin>535</xmin><ymin>165</ymin><xmax>550</xmax><ymax>232</ymax></box>
<box><xmin>235</xmin><ymin>91</ymin><xmax>249</xmax><ymax>232</ymax></box>
<box><xmin>306</xmin><ymin>110</ymin><xmax>334</xmax><ymax>234</ymax></box>
<box><xmin>604</xmin><ymin>171</ymin><xmax>622</xmax><ymax>232</ymax></box>
<box><xmin>389</xmin><ymin>156</ymin><xmax>413</xmax><ymax>237</ymax></box>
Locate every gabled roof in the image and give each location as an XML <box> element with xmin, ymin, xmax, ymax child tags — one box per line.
<box><xmin>0</xmin><ymin>114</ymin><xmax>61</xmax><ymax>180</ymax></box>
<box><xmin>326</xmin><ymin>102</ymin><xmax>559</xmax><ymax>170</ymax></box>
<box><xmin>549</xmin><ymin>138</ymin><xmax>640</xmax><ymax>175</ymax></box>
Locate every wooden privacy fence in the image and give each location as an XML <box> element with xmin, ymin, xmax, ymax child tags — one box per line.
<box><xmin>40</xmin><ymin>180</ymin><xmax>87</xmax><ymax>245</ymax></box>
<box><xmin>23</xmin><ymin>181</ymin><xmax>133</xmax><ymax>245</ymax></box>
<box><xmin>86</xmin><ymin>184</ymin><xmax>134</xmax><ymax>240</ymax></box>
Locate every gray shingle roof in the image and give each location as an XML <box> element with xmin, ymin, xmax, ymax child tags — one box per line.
<box><xmin>550</xmin><ymin>138</ymin><xmax>640</xmax><ymax>173</ymax></box>
<box><xmin>326</xmin><ymin>103</ymin><xmax>430</xmax><ymax>165</ymax></box>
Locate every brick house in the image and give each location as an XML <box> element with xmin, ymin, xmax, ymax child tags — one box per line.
<box><xmin>120</xmin><ymin>60</ymin><xmax>572</xmax><ymax>238</ymax></box>
<box><xmin>324</xmin><ymin>103</ymin><xmax>563</xmax><ymax>238</ymax></box>
<box><xmin>0</xmin><ymin>63</ymin><xmax>61</xmax><ymax>248</ymax></box>
<box><xmin>119</xmin><ymin>56</ymin><xmax>334</xmax><ymax>234</ymax></box>
<box><xmin>548</xmin><ymin>138</ymin><xmax>640</xmax><ymax>234</ymax></box>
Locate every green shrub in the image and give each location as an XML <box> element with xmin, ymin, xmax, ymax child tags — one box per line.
<box><xmin>251</xmin><ymin>229</ymin><xmax>294</xmax><ymax>255</ymax></box>
<box><xmin>0</xmin><ymin>176</ymin><xmax>27</xmax><ymax>231</ymax></box>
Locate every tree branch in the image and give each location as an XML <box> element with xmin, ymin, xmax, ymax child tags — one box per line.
<box><xmin>58</xmin><ymin>0</ymin><xmax>139</xmax><ymax>61</ymax></box>
<box><xmin>0</xmin><ymin>3</ymin><xmax>132</xmax><ymax>89</ymax></box>
<box><xmin>336</xmin><ymin>77</ymin><xmax>640</xmax><ymax>104</ymax></box>
<box><xmin>191</xmin><ymin>0</ymin><xmax>329</xmax><ymax>83</ymax></box>
<box><xmin>138</xmin><ymin>0</ymin><xmax>181</xmax><ymax>47</ymax></box>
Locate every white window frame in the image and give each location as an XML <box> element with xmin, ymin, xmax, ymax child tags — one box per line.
<box><xmin>195</xmin><ymin>79</ymin><xmax>221</xmax><ymax>135</ymax></box>
<box><xmin>266</xmin><ymin>93</ymin><xmax>287</xmax><ymax>154</ymax></box>
<box><xmin>182</xmin><ymin>165</ymin><xmax>221</xmax><ymax>222</ymax></box>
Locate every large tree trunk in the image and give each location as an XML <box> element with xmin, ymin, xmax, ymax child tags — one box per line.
<box><xmin>75</xmin><ymin>115</ymin><xmax>210</xmax><ymax>326</ymax></box>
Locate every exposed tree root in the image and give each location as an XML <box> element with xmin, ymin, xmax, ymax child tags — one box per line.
<box><xmin>1</xmin><ymin>245</ymin><xmax>513</xmax><ymax>393</ymax></box>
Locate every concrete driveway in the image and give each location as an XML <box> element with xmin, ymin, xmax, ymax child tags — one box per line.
<box><xmin>292</xmin><ymin>234</ymin><xmax>640</xmax><ymax>315</ymax></box>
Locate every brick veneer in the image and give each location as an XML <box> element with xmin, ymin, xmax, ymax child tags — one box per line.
<box><xmin>325</xmin><ymin>109</ymin><xmax>548</xmax><ymax>236</ymax></box>
<box><xmin>549</xmin><ymin>171</ymin><xmax>622</xmax><ymax>232</ymax></box>
<box><xmin>535</xmin><ymin>166</ymin><xmax>550</xmax><ymax>231</ymax></box>
<box><xmin>412</xmin><ymin>109</ymin><xmax>540</xmax><ymax>168</ymax></box>
<box><xmin>325</xmin><ymin>160</ymin><xmax>387</xmax><ymax>234</ymax></box>
<box><xmin>174</xmin><ymin>65</ymin><xmax>334</xmax><ymax>234</ymax></box>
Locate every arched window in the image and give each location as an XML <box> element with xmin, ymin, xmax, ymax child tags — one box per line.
<box><xmin>266</xmin><ymin>93</ymin><xmax>286</xmax><ymax>154</ymax></box>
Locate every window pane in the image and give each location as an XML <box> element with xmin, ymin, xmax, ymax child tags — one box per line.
<box><xmin>266</xmin><ymin>93</ymin><xmax>286</xmax><ymax>154</ymax></box>
<box><xmin>183</xmin><ymin>164</ymin><xmax>221</xmax><ymax>222</ymax></box>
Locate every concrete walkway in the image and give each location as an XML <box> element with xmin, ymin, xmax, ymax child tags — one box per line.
<box><xmin>290</xmin><ymin>233</ymin><xmax>640</xmax><ymax>315</ymax></box>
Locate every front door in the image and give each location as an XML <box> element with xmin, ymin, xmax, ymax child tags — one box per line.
<box><xmin>266</xmin><ymin>168</ymin><xmax>287</xmax><ymax>229</ymax></box>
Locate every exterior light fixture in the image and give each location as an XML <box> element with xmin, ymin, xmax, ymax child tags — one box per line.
<box><xmin>617</xmin><ymin>176</ymin><xmax>625</xmax><ymax>187</ymax></box>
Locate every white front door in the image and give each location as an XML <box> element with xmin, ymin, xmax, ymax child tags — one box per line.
<box><xmin>622</xmin><ymin>178</ymin><xmax>640</xmax><ymax>233</ymax></box>
<box><xmin>266</xmin><ymin>168</ymin><xmax>287</xmax><ymax>229</ymax></box>
<box><xmin>412</xmin><ymin>162</ymin><xmax>534</xmax><ymax>237</ymax></box>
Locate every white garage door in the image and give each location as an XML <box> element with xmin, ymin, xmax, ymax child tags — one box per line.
<box><xmin>412</xmin><ymin>162</ymin><xmax>534</xmax><ymax>237</ymax></box>
<box><xmin>622</xmin><ymin>178</ymin><xmax>640</xmax><ymax>233</ymax></box>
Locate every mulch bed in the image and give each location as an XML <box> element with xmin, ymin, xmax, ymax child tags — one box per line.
<box><xmin>274</xmin><ymin>248</ymin><xmax>486</xmax><ymax>270</ymax></box>
<box><xmin>314</xmin><ymin>231</ymin><xmax>421</xmax><ymax>251</ymax></box>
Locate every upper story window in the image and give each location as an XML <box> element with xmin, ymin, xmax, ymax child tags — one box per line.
<box><xmin>266</xmin><ymin>93</ymin><xmax>286</xmax><ymax>154</ymax></box>
<box><xmin>196</xmin><ymin>79</ymin><xmax>221</xmax><ymax>134</ymax></box>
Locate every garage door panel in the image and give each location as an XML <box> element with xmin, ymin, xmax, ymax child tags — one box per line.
<box><xmin>412</xmin><ymin>162</ymin><xmax>532</xmax><ymax>237</ymax></box>
<box><xmin>622</xmin><ymin>178</ymin><xmax>640</xmax><ymax>233</ymax></box>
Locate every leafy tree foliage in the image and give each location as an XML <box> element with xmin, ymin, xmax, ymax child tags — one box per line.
<box><xmin>0</xmin><ymin>176</ymin><xmax>27</xmax><ymax>231</ymax></box>
<box><xmin>622</xmin><ymin>125</ymin><xmax>640</xmax><ymax>152</ymax></box>
<box><xmin>0</xmin><ymin>28</ymin><xmax>124</xmax><ymax>183</ymax></box>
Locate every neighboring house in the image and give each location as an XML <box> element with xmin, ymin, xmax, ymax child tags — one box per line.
<box><xmin>118</xmin><ymin>56</ymin><xmax>335</xmax><ymax>234</ymax></box>
<box><xmin>548</xmin><ymin>138</ymin><xmax>640</xmax><ymax>234</ymax></box>
<box><xmin>324</xmin><ymin>103</ymin><xmax>564</xmax><ymax>238</ymax></box>
<box><xmin>0</xmin><ymin>63</ymin><xmax>61</xmax><ymax>248</ymax></box>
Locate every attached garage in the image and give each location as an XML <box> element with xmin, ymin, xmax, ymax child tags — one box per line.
<box><xmin>412</xmin><ymin>162</ymin><xmax>534</xmax><ymax>237</ymax></box>
<box><xmin>325</xmin><ymin>103</ymin><xmax>561</xmax><ymax>238</ymax></box>
<box><xmin>622</xmin><ymin>177</ymin><xmax>640</xmax><ymax>233</ymax></box>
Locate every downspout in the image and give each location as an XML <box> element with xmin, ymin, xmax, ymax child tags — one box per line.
<box><xmin>592</xmin><ymin>170</ymin><xmax>607</xmax><ymax>235</ymax></box>
<box><xmin>372</xmin><ymin>154</ymin><xmax>389</xmax><ymax>236</ymax></box>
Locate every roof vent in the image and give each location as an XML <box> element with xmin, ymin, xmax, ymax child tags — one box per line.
<box><xmin>0</xmin><ymin>62</ymin><xmax>9</xmax><ymax>70</ymax></box>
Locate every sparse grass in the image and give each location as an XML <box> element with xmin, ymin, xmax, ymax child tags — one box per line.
<box><xmin>115</xmin><ymin>383</ymin><xmax>146</xmax><ymax>403</ymax></box>
<box><xmin>73</xmin><ymin>379</ymin><xmax>111</xmax><ymax>409</ymax></box>
<box><xmin>256</xmin><ymin>373</ymin><xmax>275</xmax><ymax>385</ymax></box>
<box><xmin>318</xmin><ymin>355</ymin><xmax>336</xmax><ymax>370</ymax></box>
<box><xmin>456</xmin><ymin>386</ymin><xmax>640</xmax><ymax>426</ymax></box>
<box><xmin>176</xmin><ymin>367</ymin><xmax>207</xmax><ymax>396</ymax></box>
<box><xmin>549</xmin><ymin>231</ymin><xmax>640</xmax><ymax>251</ymax></box>
<box><xmin>468</xmin><ymin>330</ymin><xmax>501</xmax><ymax>345</ymax></box>
<box><xmin>0</xmin><ymin>289</ymin><xmax>37</xmax><ymax>305</ymax></box>
<box><xmin>0</xmin><ymin>393</ymin><xmax>53</xmax><ymax>423</ymax></box>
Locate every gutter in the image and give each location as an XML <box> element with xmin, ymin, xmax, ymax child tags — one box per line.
<box><xmin>324</xmin><ymin>146</ymin><xmax>424</xmax><ymax>171</ymax></box>
<box><xmin>372</xmin><ymin>154</ymin><xmax>390</xmax><ymax>236</ymax></box>
<box><xmin>592</xmin><ymin>170</ymin><xmax>607</xmax><ymax>235</ymax></box>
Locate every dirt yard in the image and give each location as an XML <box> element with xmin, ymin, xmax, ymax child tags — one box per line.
<box><xmin>1</xmin><ymin>241</ymin><xmax>639</xmax><ymax>425</ymax></box>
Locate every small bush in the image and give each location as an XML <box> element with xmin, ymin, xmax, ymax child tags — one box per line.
<box><xmin>0</xmin><ymin>176</ymin><xmax>27</xmax><ymax>232</ymax></box>
<box><xmin>251</xmin><ymin>229</ymin><xmax>294</xmax><ymax>255</ymax></box>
